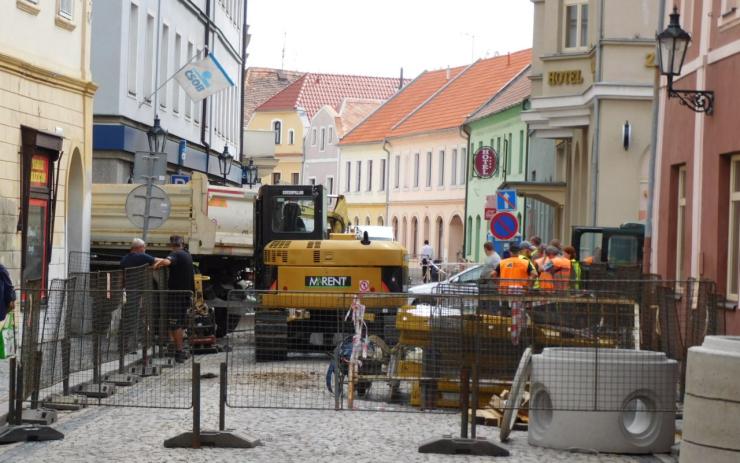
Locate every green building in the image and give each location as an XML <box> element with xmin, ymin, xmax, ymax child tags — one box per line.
<box><xmin>463</xmin><ymin>67</ymin><xmax>554</xmax><ymax>262</ymax></box>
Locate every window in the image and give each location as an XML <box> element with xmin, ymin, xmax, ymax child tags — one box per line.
<box><xmin>425</xmin><ymin>152</ymin><xmax>432</xmax><ymax>187</ymax></box>
<box><xmin>367</xmin><ymin>160</ymin><xmax>373</xmax><ymax>191</ymax></box>
<box><xmin>394</xmin><ymin>155</ymin><xmax>400</xmax><ymax>189</ymax></box>
<box><xmin>719</xmin><ymin>0</ymin><xmax>739</xmax><ymax>29</ymax></box>
<box><xmin>451</xmin><ymin>149</ymin><xmax>458</xmax><ymax>185</ymax></box>
<box><xmin>291</xmin><ymin>172</ymin><xmax>299</xmax><ymax>185</ymax></box>
<box><xmin>564</xmin><ymin>0</ymin><xmax>589</xmax><ymax>50</ymax></box>
<box><xmin>311</xmin><ymin>129</ymin><xmax>317</xmax><ymax>145</ymax></box>
<box><xmin>320</xmin><ymin>128</ymin><xmax>326</xmax><ymax>151</ymax></box>
<box><xmin>438</xmin><ymin>150</ymin><xmax>445</xmax><ymax>186</ymax></box>
<box><xmin>288</xmin><ymin>129</ymin><xmax>295</xmax><ymax>145</ymax></box>
<box><xmin>414</xmin><ymin>153</ymin><xmax>421</xmax><ymax>188</ymax></box>
<box><xmin>676</xmin><ymin>165</ymin><xmax>687</xmax><ymax>280</ymax></box>
<box><xmin>728</xmin><ymin>155</ymin><xmax>740</xmax><ymax>299</ymax></box>
<box><xmin>326</xmin><ymin>176</ymin><xmax>334</xmax><ymax>194</ymax></box>
<box><xmin>356</xmin><ymin>161</ymin><xmax>362</xmax><ymax>192</ymax></box>
<box><xmin>271</xmin><ymin>197</ymin><xmax>315</xmax><ymax>233</ymax></box>
<box><xmin>518</xmin><ymin>130</ymin><xmax>524</xmax><ymax>174</ymax></box>
<box><xmin>379</xmin><ymin>158</ymin><xmax>386</xmax><ymax>191</ymax></box>
<box><xmin>328</xmin><ymin>127</ymin><xmax>334</xmax><ymax>145</ymax></box>
<box><xmin>308</xmin><ymin>177</ymin><xmax>316</xmax><ymax>186</ymax></box>
<box><xmin>59</xmin><ymin>0</ymin><xmax>73</xmax><ymax>19</ymax></box>
<box><xmin>365</xmin><ymin>216</ymin><xmax>371</xmax><ymax>226</ymax></box>
<box><xmin>159</xmin><ymin>24</ymin><xmax>169</xmax><ymax>108</ymax></box>
<box><xmin>272</xmin><ymin>172</ymin><xmax>281</xmax><ymax>185</ymax></box>
<box><xmin>273</xmin><ymin>121</ymin><xmax>282</xmax><ymax>144</ymax></box>
<box><xmin>143</xmin><ymin>14</ymin><xmax>155</xmax><ymax>102</ymax></box>
<box><xmin>345</xmin><ymin>162</ymin><xmax>351</xmax><ymax>192</ymax></box>
<box><xmin>185</xmin><ymin>42</ymin><xmax>194</xmax><ymax>118</ymax></box>
<box><xmin>127</xmin><ymin>3</ymin><xmax>139</xmax><ymax>96</ymax></box>
<box><xmin>506</xmin><ymin>134</ymin><xmax>512</xmax><ymax>174</ymax></box>
<box><xmin>173</xmin><ymin>33</ymin><xmax>181</xmax><ymax>114</ymax></box>
<box><xmin>460</xmin><ymin>148</ymin><xmax>467</xmax><ymax>184</ymax></box>
<box><xmin>496</xmin><ymin>138</ymin><xmax>501</xmax><ymax>176</ymax></box>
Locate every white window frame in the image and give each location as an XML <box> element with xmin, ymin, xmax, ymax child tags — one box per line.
<box><xmin>326</xmin><ymin>175</ymin><xmax>334</xmax><ymax>195</ymax></box>
<box><xmin>311</xmin><ymin>128</ymin><xmax>317</xmax><ymax>146</ymax></box>
<box><xmin>58</xmin><ymin>0</ymin><xmax>73</xmax><ymax>20</ymax></box>
<box><xmin>438</xmin><ymin>150</ymin><xmax>445</xmax><ymax>187</ymax></box>
<box><xmin>143</xmin><ymin>13</ymin><xmax>155</xmax><ymax>104</ymax></box>
<box><xmin>320</xmin><ymin>127</ymin><xmax>326</xmax><ymax>152</ymax></box>
<box><xmin>345</xmin><ymin>162</ymin><xmax>352</xmax><ymax>192</ymax></box>
<box><xmin>308</xmin><ymin>176</ymin><xmax>316</xmax><ymax>186</ymax></box>
<box><xmin>159</xmin><ymin>23</ymin><xmax>169</xmax><ymax>109</ymax></box>
<box><xmin>328</xmin><ymin>127</ymin><xmax>334</xmax><ymax>145</ymax></box>
<box><xmin>414</xmin><ymin>153</ymin><xmax>421</xmax><ymax>188</ymax></box>
<box><xmin>367</xmin><ymin>159</ymin><xmax>373</xmax><ymax>192</ymax></box>
<box><xmin>272</xmin><ymin>120</ymin><xmax>282</xmax><ymax>145</ymax></box>
<box><xmin>425</xmin><ymin>151</ymin><xmax>432</xmax><ymax>187</ymax></box>
<box><xmin>676</xmin><ymin>166</ymin><xmax>687</xmax><ymax>281</ymax></box>
<box><xmin>460</xmin><ymin>148</ymin><xmax>467</xmax><ymax>185</ymax></box>
<box><xmin>451</xmin><ymin>149</ymin><xmax>458</xmax><ymax>186</ymax></box>
<box><xmin>394</xmin><ymin>155</ymin><xmax>400</xmax><ymax>189</ymax></box>
<box><xmin>728</xmin><ymin>155</ymin><xmax>740</xmax><ymax>300</ymax></box>
<box><xmin>719</xmin><ymin>0</ymin><xmax>740</xmax><ymax>29</ymax></box>
<box><xmin>127</xmin><ymin>3</ymin><xmax>139</xmax><ymax>97</ymax></box>
<box><xmin>563</xmin><ymin>0</ymin><xmax>589</xmax><ymax>51</ymax></box>
<box><xmin>288</xmin><ymin>129</ymin><xmax>295</xmax><ymax>145</ymax></box>
<box><xmin>291</xmin><ymin>172</ymin><xmax>300</xmax><ymax>185</ymax></box>
<box><xmin>379</xmin><ymin>158</ymin><xmax>386</xmax><ymax>191</ymax></box>
<box><xmin>356</xmin><ymin>160</ymin><xmax>362</xmax><ymax>192</ymax></box>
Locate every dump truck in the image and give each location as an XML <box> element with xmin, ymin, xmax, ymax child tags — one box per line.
<box><xmin>90</xmin><ymin>173</ymin><xmax>407</xmax><ymax>357</ymax></box>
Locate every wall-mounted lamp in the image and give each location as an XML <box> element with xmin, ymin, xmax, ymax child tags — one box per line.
<box><xmin>622</xmin><ymin>121</ymin><xmax>632</xmax><ymax>151</ymax></box>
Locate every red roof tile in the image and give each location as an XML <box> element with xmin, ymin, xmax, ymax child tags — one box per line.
<box><xmin>340</xmin><ymin>66</ymin><xmax>466</xmax><ymax>145</ymax></box>
<box><xmin>389</xmin><ymin>49</ymin><xmax>532</xmax><ymax>138</ymax></box>
<box><xmin>255</xmin><ymin>72</ymin><xmax>407</xmax><ymax>119</ymax></box>
<box><xmin>243</xmin><ymin>67</ymin><xmax>305</xmax><ymax>123</ymax></box>
<box><xmin>466</xmin><ymin>66</ymin><xmax>531</xmax><ymax>122</ymax></box>
<box><xmin>335</xmin><ymin>98</ymin><xmax>384</xmax><ymax>138</ymax></box>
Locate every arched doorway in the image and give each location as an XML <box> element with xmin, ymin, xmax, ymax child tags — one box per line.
<box><xmin>377</xmin><ymin>216</ymin><xmax>384</xmax><ymax>226</ymax></box>
<box><xmin>401</xmin><ymin>217</ymin><xmax>408</xmax><ymax>247</ymax></box>
<box><xmin>411</xmin><ymin>217</ymin><xmax>419</xmax><ymax>257</ymax></box>
<box><xmin>448</xmin><ymin>215</ymin><xmax>464</xmax><ymax>262</ymax></box>
<box><xmin>392</xmin><ymin>216</ymin><xmax>398</xmax><ymax>240</ymax></box>
<box><xmin>423</xmin><ymin>217</ymin><xmax>430</xmax><ymax>244</ymax></box>
<box><xmin>365</xmin><ymin>216</ymin><xmax>371</xmax><ymax>226</ymax></box>
<box><xmin>66</xmin><ymin>148</ymin><xmax>85</xmax><ymax>264</ymax></box>
<box><xmin>436</xmin><ymin>216</ymin><xmax>444</xmax><ymax>260</ymax></box>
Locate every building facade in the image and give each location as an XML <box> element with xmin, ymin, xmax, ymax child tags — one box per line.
<box><xmin>523</xmin><ymin>0</ymin><xmax>659</xmax><ymax>249</ymax></box>
<box><xmin>0</xmin><ymin>0</ymin><xmax>96</xmax><ymax>286</ymax></box>
<box><xmin>247</xmin><ymin>73</ymin><xmax>404</xmax><ymax>185</ymax></box>
<box><xmin>652</xmin><ymin>1</ymin><xmax>740</xmax><ymax>331</ymax></box>
<box><xmin>91</xmin><ymin>0</ymin><xmax>246</xmax><ymax>185</ymax></box>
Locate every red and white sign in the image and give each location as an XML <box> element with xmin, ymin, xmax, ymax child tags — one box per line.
<box><xmin>484</xmin><ymin>207</ymin><xmax>497</xmax><ymax>220</ymax></box>
<box><xmin>359</xmin><ymin>280</ymin><xmax>370</xmax><ymax>293</ymax></box>
<box><xmin>473</xmin><ymin>146</ymin><xmax>497</xmax><ymax>178</ymax></box>
<box><xmin>489</xmin><ymin>211</ymin><xmax>518</xmax><ymax>241</ymax></box>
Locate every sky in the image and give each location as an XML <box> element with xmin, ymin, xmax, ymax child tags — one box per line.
<box><xmin>246</xmin><ymin>0</ymin><xmax>534</xmax><ymax>78</ymax></box>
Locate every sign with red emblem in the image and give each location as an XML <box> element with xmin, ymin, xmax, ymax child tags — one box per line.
<box><xmin>473</xmin><ymin>146</ymin><xmax>497</xmax><ymax>178</ymax></box>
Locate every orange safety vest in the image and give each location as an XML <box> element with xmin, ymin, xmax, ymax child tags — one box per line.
<box><xmin>551</xmin><ymin>256</ymin><xmax>572</xmax><ymax>290</ymax></box>
<box><xmin>498</xmin><ymin>256</ymin><xmax>532</xmax><ymax>288</ymax></box>
<box><xmin>536</xmin><ymin>256</ymin><xmax>554</xmax><ymax>290</ymax></box>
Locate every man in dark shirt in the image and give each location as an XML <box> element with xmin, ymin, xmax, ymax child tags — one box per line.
<box><xmin>120</xmin><ymin>238</ymin><xmax>160</xmax><ymax>268</ymax></box>
<box><xmin>154</xmin><ymin>235</ymin><xmax>194</xmax><ymax>362</ymax></box>
<box><xmin>0</xmin><ymin>263</ymin><xmax>16</xmax><ymax>322</ymax></box>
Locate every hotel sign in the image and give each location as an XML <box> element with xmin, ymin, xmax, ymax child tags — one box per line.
<box><xmin>548</xmin><ymin>70</ymin><xmax>584</xmax><ymax>86</ymax></box>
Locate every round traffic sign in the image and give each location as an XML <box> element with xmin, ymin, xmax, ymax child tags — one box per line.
<box><xmin>125</xmin><ymin>184</ymin><xmax>171</xmax><ymax>229</ymax></box>
<box><xmin>490</xmin><ymin>211</ymin><xmax>518</xmax><ymax>241</ymax></box>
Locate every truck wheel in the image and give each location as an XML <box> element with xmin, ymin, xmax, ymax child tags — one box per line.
<box><xmin>255</xmin><ymin>310</ymin><xmax>288</xmax><ymax>362</ymax></box>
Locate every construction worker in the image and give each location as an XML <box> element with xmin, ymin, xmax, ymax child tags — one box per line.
<box><xmin>529</xmin><ymin>236</ymin><xmax>543</xmax><ymax>260</ymax></box>
<box><xmin>563</xmin><ymin>246</ymin><xmax>582</xmax><ymax>289</ymax></box>
<box><xmin>493</xmin><ymin>242</ymin><xmax>537</xmax><ymax>346</ymax></box>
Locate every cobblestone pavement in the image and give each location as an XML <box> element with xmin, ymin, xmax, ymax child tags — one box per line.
<box><xmin>0</xmin><ymin>352</ymin><xmax>677</xmax><ymax>463</ymax></box>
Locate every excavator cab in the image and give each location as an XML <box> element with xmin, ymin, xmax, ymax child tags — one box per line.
<box><xmin>571</xmin><ymin>223</ymin><xmax>645</xmax><ymax>278</ymax></box>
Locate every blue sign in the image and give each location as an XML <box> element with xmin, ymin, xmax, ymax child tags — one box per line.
<box><xmin>496</xmin><ymin>189</ymin><xmax>517</xmax><ymax>211</ymax></box>
<box><xmin>493</xmin><ymin>236</ymin><xmax>521</xmax><ymax>256</ymax></box>
<box><xmin>171</xmin><ymin>175</ymin><xmax>190</xmax><ymax>185</ymax></box>
<box><xmin>490</xmin><ymin>211</ymin><xmax>519</xmax><ymax>241</ymax></box>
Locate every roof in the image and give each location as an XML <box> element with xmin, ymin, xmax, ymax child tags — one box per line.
<box><xmin>243</xmin><ymin>67</ymin><xmax>305</xmax><ymax>123</ymax></box>
<box><xmin>466</xmin><ymin>66</ymin><xmax>531</xmax><ymax>123</ymax></box>
<box><xmin>389</xmin><ymin>49</ymin><xmax>532</xmax><ymax>138</ymax></box>
<box><xmin>255</xmin><ymin>72</ymin><xmax>408</xmax><ymax>119</ymax></box>
<box><xmin>335</xmin><ymin>98</ymin><xmax>384</xmax><ymax>137</ymax></box>
<box><xmin>340</xmin><ymin>66</ymin><xmax>467</xmax><ymax>145</ymax></box>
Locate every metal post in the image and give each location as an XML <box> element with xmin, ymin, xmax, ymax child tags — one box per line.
<box><xmin>14</xmin><ymin>364</ymin><xmax>24</xmax><ymax>425</ymax></box>
<box><xmin>219</xmin><ymin>362</ymin><xmax>227</xmax><ymax>431</ymax></box>
<box><xmin>142</xmin><ymin>155</ymin><xmax>154</xmax><ymax>243</ymax></box>
<box><xmin>30</xmin><ymin>350</ymin><xmax>42</xmax><ymax>410</ymax></box>
<box><xmin>460</xmin><ymin>366</ymin><xmax>469</xmax><ymax>439</ymax></box>
<box><xmin>333</xmin><ymin>346</ymin><xmax>341</xmax><ymax>411</ymax></box>
<box><xmin>8</xmin><ymin>357</ymin><xmax>16</xmax><ymax>424</ymax></box>
<box><xmin>192</xmin><ymin>362</ymin><xmax>201</xmax><ymax>449</ymax></box>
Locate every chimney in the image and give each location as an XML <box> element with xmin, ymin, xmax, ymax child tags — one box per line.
<box><xmin>446</xmin><ymin>65</ymin><xmax>450</xmax><ymax>80</ymax></box>
<box><xmin>399</xmin><ymin>67</ymin><xmax>404</xmax><ymax>90</ymax></box>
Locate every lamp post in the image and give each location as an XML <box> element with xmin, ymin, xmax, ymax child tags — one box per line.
<box><xmin>656</xmin><ymin>7</ymin><xmax>714</xmax><ymax>114</ymax></box>
<box><xmin>242</xmin><ymin>158</ymin><xmax>259</xmax><ymax>188</ymax></box>
<box><xmin>218</xmin><ymin>145</ymin><xmax>234</xmax><ymax>185</ymax></box>
<box><xmin>141</xmin><ymin>116</ymin><xmax>168</xmax><ymax>242</ymax></box>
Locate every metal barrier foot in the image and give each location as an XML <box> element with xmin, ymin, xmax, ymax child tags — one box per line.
<box><xmin>72</xmin><ymin>382</ymin><xmax>116</xmax><ymax>398</ymax></box>
<box><xmin>42</xmin><ymin>394</ymin><xmax>88</xmax><ymax>411</ymax></box>
<box><xmin>418</xmin><ymin>436</ymin><xmax>510</xmax><ymax>456</ymax></box>
<box><xmin>0</xmin><ymin>424</ymin><xmax>64</xmax><ymax>444</ymax></box>
<box><xmin>102</xmin><ymin>373</ymin><xmax>140</xmax><ymax>386</ymax></box>
<box><xmin>21</xmin><ymin>408</ymin><xmax>58</xmax><ymax>425</ymax></box>
<box><xmin>129</xmin><ymin>365</ymin><xmax>161</xmax><ymax>377</ymax></box>
<box><xmin>163</xmin><ymin>430</ymin><xmax>261</xmax><ymax>449</ymax></box>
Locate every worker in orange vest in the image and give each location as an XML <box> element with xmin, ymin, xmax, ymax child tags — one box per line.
<box><xmin>493</xmin><ymin>241</ymin><xmax>537</xmax><ymax>345</ymax></box>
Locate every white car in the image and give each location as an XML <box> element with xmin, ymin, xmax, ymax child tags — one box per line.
<box><xmin>407</xmin><ymin>264</ymin><xmax>484</xmax><ymax>301</ymax></box>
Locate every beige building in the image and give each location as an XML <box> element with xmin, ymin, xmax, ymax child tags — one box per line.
<box><xmin>0</xmin><ymin>0</ymin><xmax>96</xmax><ymax>286</ymax></box>
<box><xmin>522</xmin><ymin>0</ymin><xmax>658</xmax><ymax>243</ymax></box>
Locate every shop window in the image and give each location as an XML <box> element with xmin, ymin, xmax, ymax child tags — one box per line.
<box><xmin>728</xmin><ymin>155</ymin><xmax>740</xmax><ymax>299</ymax></box>
<box><xmin>676</xmin><ymin>166</ymin><xmax>687</xmax><ymax>280</ymax></box>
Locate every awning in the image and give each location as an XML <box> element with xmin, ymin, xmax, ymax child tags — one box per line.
<box><xmin>499</xmin><ymin>181</ymin><xmax>567</xmax><ymax>209</ymax></box>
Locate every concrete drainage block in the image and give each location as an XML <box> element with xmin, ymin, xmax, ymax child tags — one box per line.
<box><xmin>129</xmin><ymin>365</ymin><xmax>161</xmax><ymax>377</ymax></box>
<box><xmin>528</xmin><ymin>348</ymin><xmax>677</xmax><ymax>454</ymax></box>
<box><xmin>42</xmin><ymin>394</ymin><xmax>89</xmax><ymax>411</ymax></box>
<box><xmin>102</xmin><ymin>373</ymin><xmax>140</xmax><ymax>386</ymax></box>
<box><xmin>21</xmin><ymin>408</ymin><xmax>58</xmax><ymax>425</ymax></box>
<box><xmin>72</xmin><ymin>382</ymin><xmax>116</xmax><ymax>398</ymax></box>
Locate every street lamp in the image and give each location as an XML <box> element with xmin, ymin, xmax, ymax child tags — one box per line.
<box><xmin>242</xmin><ymin>158</ymin><xmax>259</xmax><ymax>187</ymax></box>
<box><xmin>656</xmin><ymin>7</ymin><xmax>714</xmax><ymax>114</ymax></box>
<box><xmin>218</xmin><ymin>145</ymin><xmax>234</xmax><ymax>185</ymax></box>
<box><xmin>148</xmin><ymin>115</ymin><xmax>168</xmax><ymax>153</ymax></box>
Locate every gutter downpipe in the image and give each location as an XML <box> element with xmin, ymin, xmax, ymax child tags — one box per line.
<box><xmin>239</xmin><ymin>0</ymin><xmax>249</xmax><ymax>161</ymax></box>
<box><xmin>644</xmin><ymin>0</ymin><xmax>667</xmax><ymax>273</ymax></box>
<box><xmin>461</xmin><ymin>125</ymin><xmax>472</xmax><ymax>260</ymax></box>
<box><xmin>589</xmin><ymin>0</ymin><xmax>606</xmax><ymax>227</ymax></box>
<box><xmin>201</xmin><ymin>0</ymin><xmax>212</xmax><ymax>180</ymax></box>
<box><xmin>153</xmin><ymin>0</ymin><xmax>162</xmax><ymax>117</ymax></box>
<box><xmin>382</xmin><ymin>138</ymin><xmax>392</xmax><ymax>226</ymax></box>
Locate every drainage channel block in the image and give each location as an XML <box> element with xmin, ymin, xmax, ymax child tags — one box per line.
<box><xmin>72</xmin><ymin>383</ymin><xmax>116</xmax><ymax>398</ymax></box>
<box><xmin>102</xmin><ymin>373</ymin><xmax>140</xmax><ymax>386</ymax></box>
<box><xmin>41</xmin><ymin>394</ymin><xmax>88</xmax><ymax>411</ymax></box>
<box><xmin>129</xmin><ymin>365</ymin><xmax>161</xmax><ymax>377</ymax></box>
<box><xmin>21</xmin><ymin>409</ymin><xmax>58</xmax><ymax>426</ymax></box>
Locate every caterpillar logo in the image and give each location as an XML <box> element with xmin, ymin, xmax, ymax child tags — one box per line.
<box><xmin>305</xmin><ymin>276</ymin><xmax>352</xmax><ymax>288</ymax></box>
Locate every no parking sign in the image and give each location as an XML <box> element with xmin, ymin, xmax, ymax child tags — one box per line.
<box><xmin>489</xmin><ymin>212</ymin><xmax>518</xmax><ymax>241</ymax></box>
